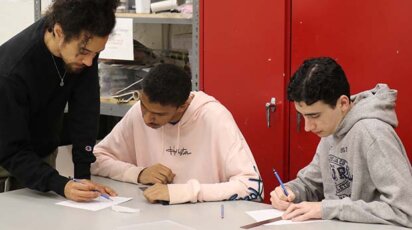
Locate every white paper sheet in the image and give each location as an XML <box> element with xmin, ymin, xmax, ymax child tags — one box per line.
<box><xmin>99</xmin><ymin>18</ymin><xmax>134</xmax><ymax>61</ymax></box>
<box><xmin>246</xmin><ymin>209</ymin><xmax>326</xmax><ymax>225</ymax></box>
<box><xmin>56</xmin><ymin>196</ymin><xmax>132</xmax><ymax>211</ymax></box>
<box><xmin>115</xmin><ymin>220</ymin><xmax>195</xmax><ymax>230</ymax></box>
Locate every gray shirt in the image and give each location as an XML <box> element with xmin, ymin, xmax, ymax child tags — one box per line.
<box><xmin>287</xmin><ymin>84</ymin><xmax>412</xmax><ymax>227</ymax></box>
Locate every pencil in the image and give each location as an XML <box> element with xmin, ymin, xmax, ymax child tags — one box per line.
<box><xmin>272</xmin><ymin>168</ymin><xmax>289</xmax><ymax>196</ymax></box>
<box><xmin>221</xmin><ymin>204</ymin><xmax>224</xmax><ymax>219</ymax></box>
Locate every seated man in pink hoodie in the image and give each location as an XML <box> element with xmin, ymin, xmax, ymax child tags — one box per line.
<box><xmin>91</xmin><ymin>63</ymin><xmax>263</xmax><ymax>204</ymax></box>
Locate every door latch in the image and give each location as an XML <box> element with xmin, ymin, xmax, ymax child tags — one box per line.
<box><xmin>265</xmin><ymin>97</ymin><xmax>276</xmax><ymax>127</ymax></box>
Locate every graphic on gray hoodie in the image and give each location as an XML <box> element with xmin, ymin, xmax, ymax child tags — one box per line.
<box><xmin>287</xmin><ymin>84</ymin><xmax>412</xmax><ymax>227</ymax></box>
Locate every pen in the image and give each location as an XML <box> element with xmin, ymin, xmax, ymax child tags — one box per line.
<box><xmin>221</xmin><ymin>204</ymin><xmax>224</xmax><ymax>219</ymax></box>
<box><xmin>72</xmin><ymin>178</ymin><xmax>113</xmax><ymax>201</ymax></box>
<box><xmin>272</xmin><ymin>168</ymin><xmax>289</xmax><ymax>196</ymax></box>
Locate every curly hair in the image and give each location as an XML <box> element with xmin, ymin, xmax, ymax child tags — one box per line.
<box><xmin>287</xmin><ymin>57</ymin><xmax>350</xmax><ymax>108</ymax></box>
<box><xmin>44</xmin><ymin>0</ymin><xmax>119</xmax><ymax>42</ymax></box>
<box><xmin>142</xmin><ymin>64</ymin><xmax>192</xmax><ymax>107</ymax></box>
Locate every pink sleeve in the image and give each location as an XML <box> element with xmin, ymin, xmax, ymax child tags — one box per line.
<box><xmin>168</xmin><ymin>117</ymin><xmax>263</xmax><ymax>204</ymax></box>
<box><xmin>91</xmin><ymin>104</ymin><xmax>144</xmax><ymax>184</ymax></box>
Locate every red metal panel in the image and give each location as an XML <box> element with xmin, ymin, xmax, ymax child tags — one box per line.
<box><xmin>201</xmin><ymin>0</ymin><xmax>289</xmax><ymax>202</ymax></box>
<box><xmin>290</xmin><ymin>0</ymin><xmax>412</xmax><ymax>177</ymax></box>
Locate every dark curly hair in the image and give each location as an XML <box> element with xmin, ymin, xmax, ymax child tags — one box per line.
<box><xmin>142</xmin><ymin>64</ymin><xmax>192</xmax><ymax>107</ymax></box>
<box><xmin>287</xmin><ymin>57</ymin><xmax>350</xmax><ymax>108</ymax></box>
<box><xmin>44</xmin><ymin>0</ymin><xmax>119</xmax><ymax>42</ymax></box>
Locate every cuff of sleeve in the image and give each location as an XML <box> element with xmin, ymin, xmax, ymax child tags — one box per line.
<box><xmin>168</xmin><ymin>179</ymin><xmax>200</xmax><ymax>204</ymax></box>
<box><xmin>285</xmin><ymin>183</ymin><xmax>302</xmax><ymax>203</ymax></box>
<box><xmin>47</xmin><ymin>175</ymin><xmax>70</xmax><ymax>197</ymax></box>
<box><xmin>321</xmin><ymin>199</ymin><xmax>343</xmax><ymax>220</ymax></box>
<box><xmin>124</xmin><ymin>166</ymin><xmax>145</xmax><ymax>184</ymax></box>
<box><xmin>74</xmin><ymin>163</ymin><xmax>91</xmax><ymax>179</ymax></box>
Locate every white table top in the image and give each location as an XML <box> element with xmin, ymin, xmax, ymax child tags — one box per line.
<box><xmin>0</xmin><ymin>177</ymin><xmax>408</xmax><ymax>230</ymax></box>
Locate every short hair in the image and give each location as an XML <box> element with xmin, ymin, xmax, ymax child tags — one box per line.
<box><xmin>142</xmin><ymin>64</ymin><xmax>192</xmax><ymax>107</ymax></box>
<box><xmin>44</xmin><ymin>0</ymin><xmax>119</xmax><ymax>42</ymax></box>
<box><xmin>287</xmin><ymin>57</ymin><xmax>350</xmax><ymax>108</ymax></box>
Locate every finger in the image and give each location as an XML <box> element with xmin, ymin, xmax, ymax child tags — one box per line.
<box><xmin>72</xmin><ymin>189</ymin><xmax>100</xmax><ymax>202</ymax></box>
<box><xmin>155</xmin><ymin>167</ymin><xmax>174</xmax><ymax>183</ymax></box>
<box><xmin>284</xmin><ymin>205</ymin><xmax>306</xmax><ymax>220</ymax></box>
<box><xmin>71</xmin><ymin>180</ymin><xmax>97</xmax><ymax>191</ymax></box>
<box><xmin>274</xmin><ymin>187</ymin><xmax>288</xmax><ymax>201</ymax></box>
<box><xmin>143</xmin><ymin>189</ymin><xmax>158</xmax><ymax>203</ymax></box>
<box><xmin>292</xmin><ymin>212</ymin><xmax>312</xmax><ymax>222</ymax></box>
<box><xmin>166</xmin><ymin>172</ymin><xmax>175</xmax><ymax>183</ymax></box>
<box><xmin>282</xmin><ymin>204</ymin><xmax>297</xmax><ymax>219</ymax></box>
<box><xmin>153</xmin><ymin>173</ymin><xmax>169</xmax><ymax>184</ymax></box>
<box><xmin>104</xmin><ymin>186</ymin><xmax>117</xmax><ymax>196</ymax></box>
<box><xmin>286</xmin><ymin>188</ymin><xmax>295</xmax><ymax>202</ymax></box>
<box><xmin>277</xmin><ymin>199</ymin><xmax>292</xmax><ymax>210</ymax></box>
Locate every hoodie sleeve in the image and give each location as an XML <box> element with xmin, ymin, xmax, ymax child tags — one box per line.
<box><xmin>167</xmin><ymin>111</ymin><xmax>263</xmax><ymax>204</ymax></box>
<box><xmin>322</xmin><ymin>130</ymin><xmax>412</xmax><ymax>227</ymax></box>
<box><xmin>91</xmin><ymin>104</ymin><xmax>144</xmax><ymax>184</ymax></box>
<box><xmin>67</xmin><ymin>59</ymin><xmax>99</xmax><ymax>179</ymax></box>
<box><xmin>0</xmin><ymin>77</ymin><xmax>69</xmax><ymax>196</ymax></box>
<box><xmin>286</xmin><ymin>150</ymin><xmax>325</xmax><ymax>203</ymax></box>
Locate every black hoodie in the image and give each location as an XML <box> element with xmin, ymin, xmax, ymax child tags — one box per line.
<box><xmin>0</xmin><ymin>18</ymin><xmax>99</xmax><ymax>196</ymax></box>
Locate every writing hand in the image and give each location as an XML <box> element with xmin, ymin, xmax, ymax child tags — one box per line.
<box><xmin>143</xmin><ymin>183</ymin><xmax>170</xmax><ymax>203</ymax></box>
<box><xmin>282</xmin><ymin>201</ymin><xmax>322</xmax><ymax>221</ymax></box>
<box><xmin>270</xmin><ymin>186</ymin><xmax>295</xmax><ymax>210</ymax></box>
<box><xmin>138</xmin><ymin>163</ymin><xmax>175</xmax><ymax>185</ymax></box>
<box><xmin>64</xmin><ymin>179</ymin><xmax>117</xmax><ymax>202</ymax></box>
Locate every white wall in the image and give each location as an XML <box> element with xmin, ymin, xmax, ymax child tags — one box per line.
<box><xmin>0</xmin><ymin>0</ymin><xmax>34</xmax><ymax>45</ymax></box>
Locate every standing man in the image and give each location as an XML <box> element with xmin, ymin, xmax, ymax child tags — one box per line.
<box><xmin>0</xmin><ymin>0</ymin><xmax>119</xmax><ymax>201</ymax></box>
<box><xmin>91</xmin><ymin>64</ymin><xmax>263</xmax><ymax>204</ymax></box>
<box><xmin>270</xmin><ymin>57</ymin><xmax>412</xmax><ymax>227</ymax></box>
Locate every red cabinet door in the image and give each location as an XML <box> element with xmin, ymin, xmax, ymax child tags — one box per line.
<box><xmin>290</xmin><ymin>0</ymin><xmax>412</xmax><ymax>178</ymax></box>
<box><xmin>201</xmin><ymin>0</ymin><xmax>289</xmax><ymax>202</ymax></box>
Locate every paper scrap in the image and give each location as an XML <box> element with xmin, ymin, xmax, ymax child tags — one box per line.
<box><xmin>56</xmin><ymin>196</ymin><xmax>132</xmax><ymax>211</ymax></box>
<box><xmin>112</xmin><ymin>205</ymin><xmax>140</xmax><ymax>213</ymax></box>
<box><xmin>115</xmin><ymin>220</ymin><xmax>195</xmax><ymax>230</ymax></box>
<box><xmin>246</xmin><ymin>209</ymin><xmax>326</xmax><ymax>225</ymax></box>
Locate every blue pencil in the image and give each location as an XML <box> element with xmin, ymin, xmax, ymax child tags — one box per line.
<box><xmin>272</xmin><ymin>168</ymin><xmax>289</xmax><ymax>196</ymax></box>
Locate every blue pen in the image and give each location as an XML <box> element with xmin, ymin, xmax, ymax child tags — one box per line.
<box><xmin>272</xmin><ymin>168</ymin><xmax>289</xmax><ymax>196</ymax></box>
<box><xmin>72</xmin><ymin>178</ymin><xmax>113</xmax><ymax>201</ymax></box>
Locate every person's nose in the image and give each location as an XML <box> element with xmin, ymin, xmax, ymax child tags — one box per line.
<box><xmin>82</xmin><ymin>54</ymin><xmax>95</xmax><ymax>67</ymax></box>
<box><xmin>143</xmin><ymin>112</ymin><xmax>155</xmax><ymax>123</ymax></box>
<box><xmin>304</xmin><ymin>118</ymin><xmax>315</xmax><ymax>132</ymax></box>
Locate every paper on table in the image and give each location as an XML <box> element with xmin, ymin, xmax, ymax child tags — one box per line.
<box><xmin>56</xmin><ymin>196</ymin><xmax>132</xmax><ymax>211</ymax></box>
<box><xmin>115</xmin><ymin>220</ymin><xmax>195</xmax><ymax>230</ymax></box>
<box><xmin>246</xmin><ymin>209</ymin><xmax>326</xmax><ymax>225</ymax></box>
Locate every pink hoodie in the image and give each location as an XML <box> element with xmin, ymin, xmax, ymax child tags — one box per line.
<box><xmin>91</xmin><ymin>91</ymin><xmax>263</xmax><ymax>204</ymax></box>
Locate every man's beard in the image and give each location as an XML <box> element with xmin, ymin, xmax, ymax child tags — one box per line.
<box><xmin>65</xmin><ymin>63</ymin><xmax>86</xmax><ymax>74</ymax></box>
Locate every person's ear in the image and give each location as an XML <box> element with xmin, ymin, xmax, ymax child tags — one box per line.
<box><xmin>177</xmin><ymin>100</ymin><xmax>190</xmax><ymax>113</ymax></box>
<box><xmin>338</xmin><ymin>95</ymin><xmax>350</xmax><ymax>112</ymax></box>
<box><xmin>53</xmin><ymin>24</ymin><xmax>65</xmax><ymax>41</ymax></box>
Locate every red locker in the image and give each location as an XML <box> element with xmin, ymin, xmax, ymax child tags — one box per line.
<box><xmin>290</xmin><ymin>0</ymin><xmax>412</xmax><ymax>178</ymax></box>
<box><xmin>200</xmin><ymin>0</ymin><xmax>290</xmax><ymax>202</ymax></box>
<box><xmin>200</xmin><ymin>0</ymin><xmax>412</xmax><ymax>203</ymax></box>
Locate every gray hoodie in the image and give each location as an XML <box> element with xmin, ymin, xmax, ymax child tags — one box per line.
<box><xmin>287</xmin><ymin>84</ymin><xmax>412</xmax><ymax>227</ymax></box>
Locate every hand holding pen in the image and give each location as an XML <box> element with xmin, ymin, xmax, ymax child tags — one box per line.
<box><xmin>270</xmin><ymin>168</ymin><xmax>295</xmax><ymax>210</ymax></box>
<box><xmin>64</xmin><ymin>178</ymin><xmax>117</xmax><ymax>202</ymax></box>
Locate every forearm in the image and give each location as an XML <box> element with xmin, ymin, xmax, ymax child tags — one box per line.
<box><xmin>168</xmin><ymin>176</ymin><xmax>263</xmax><ymax>204</ymax></box>
<box><xmin>322</xmin><ymin>198</ymin><xmax>412</xmax><ymax>227</ymax></box>
<box><xmin>91</xmin><ymin>155</ymin><xmax>144</xmax><ymax>184</ymax></box>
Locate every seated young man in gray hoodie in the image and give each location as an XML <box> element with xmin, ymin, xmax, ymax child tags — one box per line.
<box><xmin>270</xmin><ymin>57</ymin><xmax>412</xmax><ymax>227</ymax></box>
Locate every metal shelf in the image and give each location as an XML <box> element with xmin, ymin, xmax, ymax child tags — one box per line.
<box><xmin>100</xmin><ymin>99</ymin><xmax>135</xmax><ymax>117</ymax></box>
<box><xmin>116</xmin><ymin>12</ymin><xmax>192</xmax><ymax>25</ymax></box>
<box><xmin>35</xmin><ymin>1</ymin><xmax>199</xmax><ymax>117</ymax></box>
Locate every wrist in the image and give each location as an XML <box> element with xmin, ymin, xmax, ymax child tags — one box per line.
<box><xmin>137</xmin><ymin>167</ymin><xmax>147</xmax><ymax>183</ymax></box>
